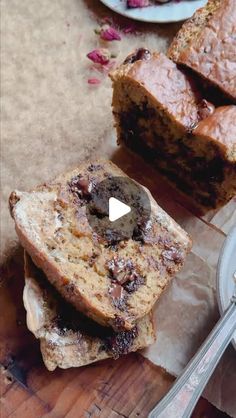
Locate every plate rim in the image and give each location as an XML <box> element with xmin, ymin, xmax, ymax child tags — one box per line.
<box><xmin>99</xmin><ymin>0</ymin><xmax>207</xmax><ymax>23</ymax></box>
<box><xmin>216</xmin><ymin>225</ymin><xmax>236</xmax><ymax>350</ymax></box>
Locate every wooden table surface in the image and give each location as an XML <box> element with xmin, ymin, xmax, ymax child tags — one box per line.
<box><xmin>0</xmin><ymin>1</ymin><xmax>233</xmax><ymax>416</ymax></box>
<box><xmin>0</xmin><ymin>247</ymin><xmax>229</xmax><ymax>418</ymax></box>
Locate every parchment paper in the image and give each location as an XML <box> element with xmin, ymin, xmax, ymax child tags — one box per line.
<box><xmin>1</xmin><ymin>0</ymin><xmax>235</xmax><ymax>416</ymax></box>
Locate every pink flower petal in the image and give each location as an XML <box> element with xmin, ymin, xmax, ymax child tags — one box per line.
<box><xmin>88</xmin><ymin>78</ymin><xmax>101</xmax><ymax>85</ymax></box>
<box><xmin>87</xmin><ymin>49</ymin><xmax>110</xmax><ymax>65</ymax></box>
<box><xmin>100</xmin><ymin>27</ymin><xmax>121</xmax><ymax>41</ymax></box>
<box><xmin>127</xmin><ymin>0</ymin><xmax>150</xmax><ymax>8</ymax></box>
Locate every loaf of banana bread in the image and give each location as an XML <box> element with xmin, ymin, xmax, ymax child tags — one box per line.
<box><xmin>168</xmin><ymin>0</ymin><xmax>236</xmax><ymax>102</ymax></box>
<box><xmin>9</xmin><ymin>160</ymin><xmax>191</xmax><ymax>330</ymax></box>
<box><xmin>24</xmin><ymin>253</ymin><xmax>155</xmax><ymax>371</ymax></box>
<box><xmin>111</xmin><ymin>51</ymin><xmax>236</xmax><ymax>210</ymax></box>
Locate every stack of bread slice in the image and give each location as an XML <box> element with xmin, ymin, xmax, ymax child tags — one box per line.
<box><xmin>110</xmin><ymin>0</ymin><xmax>236</xmax><ymax>212</ymax></box>
<box><xmin>10</xmin><ymin>160</ymin><xmax>191</xmax><ymax>370</ymax></box>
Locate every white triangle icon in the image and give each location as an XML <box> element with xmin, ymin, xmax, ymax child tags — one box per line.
<box><xmin>109</xmin><ymin>197</ymin><xmax>131</xmax><ymax>222</ymax></box>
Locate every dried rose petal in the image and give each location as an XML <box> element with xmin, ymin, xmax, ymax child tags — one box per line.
<box><xmin>127</xmin><ymin>0</ymin><xmax>150</xmax><ymax>8</ymax></box>
<box><xmin>87</xmin><ymin>78</ymin><xmax>101</xmax><ymax>85</ymax></box>
<box><xmin>100</xmin><ymin>26</ymin><xmax>121</xmax><ymax>41</ymax></box>
<box><xmin>87</xmin><ymin>49</ymin><xmax>110</xmax><ymax>65</ymax></box>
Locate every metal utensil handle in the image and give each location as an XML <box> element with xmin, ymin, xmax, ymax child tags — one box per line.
<box><xmin>149</xmin><ymin>301</ymin><xmax>236</xmax><ymax>418</ymax></box>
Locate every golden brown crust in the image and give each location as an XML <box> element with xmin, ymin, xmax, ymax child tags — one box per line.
<box><xmin>193</xmin><ymin>106</ymin><xmax>236</xmax><ymax>161</ymax></box>
<box><xmin>168</xmin><ymin>0</ymin><xmax>221</xmax><ymax>61</ymax></box>
<box><xmin>111</xmin><ymin>52</ymin><xmax>200</xmax><ymax>131</ymax></box>
<box><xmin>168</xmin><ymin>0</ymin><xmax>236</xmax><ymax>101</ymax></box>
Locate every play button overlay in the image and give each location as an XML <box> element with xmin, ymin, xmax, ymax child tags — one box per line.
<box><xmin>86</xmin><ymin>176</ymin><xmax>151</xmax><ymax>243</ymax></box>
<box><xmin>109</xmin><ymin>197</ymin><xmax>131</xmax><ymax>222</ymax></box>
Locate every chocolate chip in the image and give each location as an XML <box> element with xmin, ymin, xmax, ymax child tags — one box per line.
<box><xmin>109</xmin><ymin>283</ymin><xmax>126</xmax><ymax>310</ymax></box>
<box><xmin>132</xmin><ymin>218</ymin><xmax>152</xmax><ymax>243</ymax></box>
<box><xmin>75</xmin><ymin>178</ymin><xmax>92</xmax><ymax>196</ymax></box>
<box><xmin>104</xmin><ymin>326</ymin><xmax>138</xmax><ymax>359</ymax></box>
<box><xmin>107</xmin><ymin>257</ymin><xmax>126</xmax><ymax>283</ymax></box>
<box><xmin>104</xmin><ymin>229</ymin><xmax>122</xmax><ymax>245</ymax></box>
<box><xmin>162</xmin><ymin>247</ymin><xmax>183</xmax><ymax>264</ymax></box>
<box><xmin>124</xmin><ymin>275</ymin><xmax>145</xmax><ymax>293</ymax></box>
<box><xmin>112</xmin><ymin>315</ymin><xmax>126</xmax><ymax>331</ymax></box>
<box><xmin>68</xmin><ymin>175</ymin><xmax>95</xmax><ymax>202</ymax></box>
<box><xmin>57</xmin><ymin>212</ymin><xmax>64</xmax><ymax>221</ymax></box>
<box><xmin>109</xmin><ymin>282</ymin><xmax>123</xmax><ymax>299</ymax></box>
<box><xmin>107</xmin><ymin>256</ymin><xmax>145</xmax><ymax>294</ymax></box>
<box><xmin>132</xmin><ymin>225</ymin><xmax>144</xmax><ymax>242</ymax></box>
<box><xmin>87</xmin><ymin>164</ymin><xmax>102</xmax><ymax>172</ymax></box>
<box><xmin>123</xmin><ymin>48</ymin><xmax>151</xmax><ymax>64</ymax></box>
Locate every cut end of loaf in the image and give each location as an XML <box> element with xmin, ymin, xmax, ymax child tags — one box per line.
<box><xmin>111</xmin><ymin>50</ymin><xmax>236</xmax><ymax>211</ymax></box>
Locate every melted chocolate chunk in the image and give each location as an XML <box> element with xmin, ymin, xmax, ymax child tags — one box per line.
<box><xmin>124</xmin><ymin>275</ymin><xmax>145</xmax><ymax>293</ymax></box>
<box><xmin>132</xmin><ymin>225</ymin><xmax>144</xmax><ymax>242</ymax></box>
<box><xmin>107</xmin><ymin>256</ymin><xmax>144</xmax><ymax>287</ymax></box>
<box><xmin>112</xmin><ymin>315</ymin><xmax>126</xmax><ymax>331</ymax></box>
<box><xmin>55</xmin><ymin>313</ymin><xmax>83</xmax><ymax>334</ymax></box>
<box><xmin>107</xmin><ymin>257</ymin><xmax>128</xmax><ymax>284</ymax></box>
<box><xmin>104</xmin><ymin>326</ymin><xmax>138</xmax><ymax>359</ymax></box>
<box><xmin>123</xmin><ymin>48</ymin><xmax>151</xmax><ymax>65</ymax></box>
<box><xmin>161</xmin><ymin>247</ymin><xmax>183</xmax><ymax>264</ymax></box>
<box><xmin>133</xmin><ymin>218</ymin><xmax>154</xmax><ymax>244</ymax></box>
<box><xmin>109</xmin><ymin>282</ymin><xmax>123</xmax><ymax>299</ymax></box>
<box><xmin>107</xmin><ymin>256</ymin><xmax>145</xmax><ymax>301</ymax></box>
<box><xmin>104</xmin><ymin>229</ymin><xmax>123</xmax><ymax>245</ymax></box>
<box><xmin>109</xmin><ymin>283</ymin><xmax>127</xmax><ymax>310</ymax></box>
<box><xmin>68</xmin><ymin>175</ymin><xmax>94</xmax><ymax>202</ymax></box>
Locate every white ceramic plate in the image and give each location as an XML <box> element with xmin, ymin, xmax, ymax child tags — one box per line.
<box><xmin>217</xmin><ymin>226</ymin><xmax>236</xmax><ymax>350</ymax></box>
<box><xmin>99</xmin><ymin>0</ymin><xmax>207</xmax><ymax>23</ymax></box>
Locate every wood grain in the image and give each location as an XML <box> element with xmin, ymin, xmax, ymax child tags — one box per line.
<box><xmin>0</xmin><ymin>247</ymin><xmax>229</xmax><ymax>418</ymax></box>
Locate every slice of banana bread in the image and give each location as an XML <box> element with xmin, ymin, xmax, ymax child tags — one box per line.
<box><xmin>168</xmin><ymin>0</ymin><xmax>236</xmax><ymax>102</ymax></box>
<box><xmin>9</xmin><ymin>160</ymin><xmax>191</xmax><ymax>330</ymax></box>
<box><xmin>24</xmin><ymin>253</ymin><xmax>155</xmax><ymax>371</ymax></box>
<box><xmin>111</xmin><ymin>52</ymin><xmax>236</xmax><ymax>210</ymax></box>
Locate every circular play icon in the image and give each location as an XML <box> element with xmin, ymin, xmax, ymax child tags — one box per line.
<box><xmin>86</xmin><ymin>176</ymin><xmax>151</xmax><ymax>243</ymax></box>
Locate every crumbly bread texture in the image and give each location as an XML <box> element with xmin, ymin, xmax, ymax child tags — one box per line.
<box><xmin>168</xmin><ymin>0</ymin><xmax>236</xmax><ymax>102</ymax></box>
<box><xmin>110</xmin><ymin>51</ymin><xmax>236</xmax><ymax>210</ymax></box>
<box><xmin>9</xmin><ymin>160</ymin><xmax>191</xmax><ymax>330</ymax></box>
<box><xmin>24</xmin><ymin>253</ymin><xmax>155</xmax><ymax>371</ymax></box>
